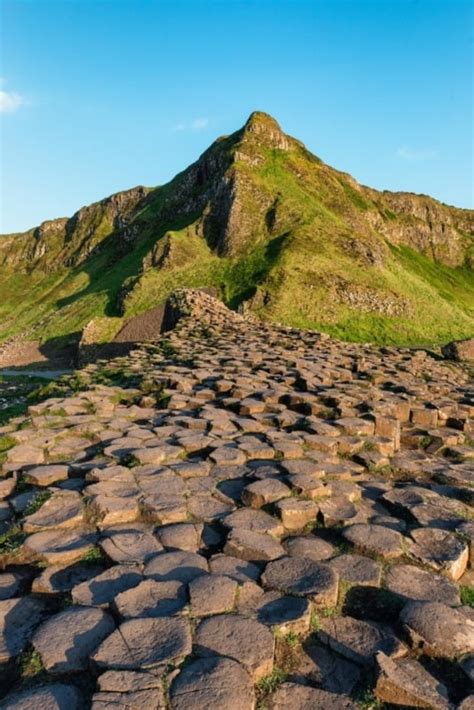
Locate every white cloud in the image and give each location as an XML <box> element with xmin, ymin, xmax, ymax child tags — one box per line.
<box><xmin>0</xmin><ymin>79</ymin><xmax>26</xmax><ymax>113</ymax></box>
<box><xmin>397</xmin><ymin>146</ymin><xmax>437</xmax><ymax>162</ymax></box>
<box><xmin>191</xmin><ymin>117</ymin><xmax>208</xmax><ymax>130</ymax></box>
<box><xmin>173</xmin><ymin>117</ymin><xmax>209</xmax><ymax>132</ymax></box>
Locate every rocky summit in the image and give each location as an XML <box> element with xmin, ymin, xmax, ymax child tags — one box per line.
<box><xmin>0</xmin><ymin>290</ymin><xmax>472</xmax><ymax>709</ymax></box>
<box><xmin>0</xmin><ymin>111</ymin><xmax>473</xmax><ymax>370</ymax></box>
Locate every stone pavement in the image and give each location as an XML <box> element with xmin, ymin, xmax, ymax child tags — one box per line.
<box><xmin>0</xmin><ymin>292</ymin><xmax>472</xmax><ymax>708</ymax></box>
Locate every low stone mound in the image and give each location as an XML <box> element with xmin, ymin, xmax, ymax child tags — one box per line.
<box><xmin>442</xmin><ymin>337</ymin><xmax>474</xmax><ymax>362</ymax></box>
<box><xmin>161</xmin><ymin>288</ymin><xmax>246</xmax><ymax>332</ymax></box>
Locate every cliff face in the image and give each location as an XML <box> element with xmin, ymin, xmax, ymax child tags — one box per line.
<box><xmin>0</xmin><ymin>111</ymin><xmax>472</xmax><ymax>347</ymax></box>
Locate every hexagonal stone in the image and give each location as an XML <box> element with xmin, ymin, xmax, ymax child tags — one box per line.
<box><xmin>262</xmin><ymin>556</ymin><xmax>339</xmax><ymax>607</ymax></box>
<box><xmin>409</xmin><ymin>528</ymin><xmax>468</xmax><ymax>580</ymax></box>
<box><xmin>223</xmin><ymin>507</ymin><xmax>284</xmax><ymax>537</ymax></box>
<box><xmin>170</xmin><ymin>657</ymin><xmax>255</xmax><ymax>710</ymax></box>
<box><xmin>384</xmin><ymin>564</ymin><xmax>460</xmax><ymax>605</ymax></box>
<box><xmin>241</xmin><ymin>479</ymin><xmax>291</xmax><ymax>508</ymax></box>
<box><xmin>0</xmin><ymin>596</ymin><xmax>48</xmax><ymax>662</ymax></box>
<box><xmin>400</xmin><ymin>601</ymin><xmax>474</xmax><ymax>657</ymax></box>
<box><xmin>342</xmin><ymin>524</ymin><xmax>403</xmax><ymax>559</ymax></box>
<box><xmin>254</xmin><ymin>591</ymin><xmax>311</xmax><ymax>635</ymax></box>
<box><xmin>189</xmin><ymin>574</ymin><xmax>237</xmax><ymax>616</ymax></box>
<box><xmin>224</xmin><ymin>529</ymin><xmax>285</xmax><ymax>564</ymax></box>
<box><xmin>187</xmin><ymin>494</ymin><xmax>234</xmax><ymax>522</ymax></box>
<box><xmin>92</xmin><ymin>670</ymin><xmax>165</xmax><ymax>710</ymax></box>
<box><xmin>275</xmin><ymin>498</ymin><xmax>318</xmax><ymax>531</ymax></box>
<box><xmin>209</xmin><ymin>446</ymin><xmax>247</xmax><ymax>466</ymax></box>
<box><xmin>156</xmin><ymin>523</ymin><xmax>203</xmax><ymax>551</ymax></box>
<box><xmin>285</xmin><ymin>535</ymin><xmax>335</xmax><ymax>561</ymax></box>
<box><xmin>99</xmin><ymin>526</ymin><xmax>163</xmax><ymax>564</ymax></box>
<box><xmin>195</xmin><ymin>614</ymin><xmax>274</xmax><ymax>681</ymax></box>
<box><xmin>32</xmin><ymin>563</ymin><xmax>104</xmax><ymax>595</ymax></box>
<box><xmin>23</xmin><ymin>491</ymin><xmax>84</xmax><ymax>533</ymax></box>
<box><xmin>144</xmin><ymin>551</ymin><xmax>208</xmax><ymax>583</ymax></box>
<box><xmin>23</xmin><ymin>527</ymin><xmax>98</xmax><ymax>565</ymax></box>
<box><xmin>328</xmin><ymin>554</ymin><xmax>382</xmax><ymax>586</ymax></box>
<box><xmin>267</xmin><ymin>682</ymin><xmax>357</xmax><ymax>709</ymax></box>
<box><xmin>209</xmin><ymin>553</ymin><xmax>261</xmax><ymax>583</ymax></box>
<box><xmin>318</xmin><ymin>616</ymin><xmax>405</xmax><ymax>666</ymax></box>
<box><xmin>24</xmin><ymin>464</ymin><xmax>70</xmax><ymax>487</ymax></box>
<box><xmin>33</xmin><ymin>606</ymin><xmax>115</xmax><ymax>673</ymax></box>
<box><xmin>92</xmin><ymin>617</ymin><xmax>192</xmax><ymax>670</ymax></box>
<box><xmin>72</xmin><ymin>566</ymin><xmax>142</xmax><ymax>607</ymax></box>
<box><xmin>294</xmin><ymin>643</ymin><xmax>360</xmax><ymax>694</ymax></box>
<box><xmin>319</xmin><ymin>497</ymin><xmax>358</xmax><ymax>527</ymax></box>
<box><xmin>1</xmin><ymin>684</ymin><xmax>83</xmax><ymax>710</ymax></box>
<box><xmin>374</xmin><ymin>651</ymin><xmax>451</xmax><ymax>709</ymax></box>
<box><xmin>114</xmin><ymin>579</ymin><xmax>187</xmax><ymax>618</ymax></box>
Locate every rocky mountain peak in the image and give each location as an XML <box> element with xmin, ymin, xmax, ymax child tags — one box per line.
<box><xmin>241</xmin><ymin>111</ymin><xmax>290</xmax><ymax>151</ymax></box>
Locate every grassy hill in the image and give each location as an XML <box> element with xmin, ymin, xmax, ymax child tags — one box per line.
<box><xmin>1</xmin><ymin>111</ymin><xmax>473</xmax><ymax>350</ymax></box>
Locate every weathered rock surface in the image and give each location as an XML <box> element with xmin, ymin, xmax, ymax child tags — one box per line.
<box><xmin>0</xmin><ymin>292</ymin><xmax>472</xmax><ymax>706</ymax></box>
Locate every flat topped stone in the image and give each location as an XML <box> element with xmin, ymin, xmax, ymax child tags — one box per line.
<box><xmin>189</xmin><ymin>574</ymin><xmax>237</xmax><ymax>616</ymax></box>
<box><xmin>409</xmin><ymin>527</ymin><xmax>468</xmax><ymax>580</ymax></box>
<box><xmin>295</xmin><ymin>643</ymin><xmax>360</xmax><ymax>695</ymax></box>
<box><xmin>156</xmin><ymin>522</ymin><xmax>203</xmax><ymax>551</ymax></box>
<box><xmin>32</xmin><ymin>562</ymin><xmax>104</xmax><ymax>595</ymax></box>
<box><xmin>328</xmin><ymin>554</ymin><xmax>382</xmax><ymax>586</ymax></box>
<box><xmin>114</xmin><ymin>579</ymin><xmax>187</xmax><ymax>618</ymax></box>
<box><xmin>33</xmin><ymin>606</ymin><xmax>115</xmax><ymax>673</ymax></box>
<box><xmin>92</xmin><ymin>617</ymin><xmax>192</xmax><ymax>670</ymax></box>
<box><xmin>224</xmin><ymin>528</ymin><xmax>285</xmax><ymax>564</ymax></box>
<box><xmin>170</xmin><ymin>656</ymin><xmax>255</xmax><ymax>710</ymax></box>
<box><xmin>262</xmin><ymin>556</ymin><xmax>339</xmax><ymax>607</ymax></box>
<box><xmin>241</xmin><ymin>479</ymin><xmax>291</xmax><ymax>508</ymax></box>
<box><xmin>318</xmin><ymin>616</ymin><xmax>405</xmax><ymax>666</ymax></box>
<box><xmin>384</xmin><ymin>564</ymin><xmax>460</xmax><ymax>605</ymax></box>
<box><xmin>194</xmin><ymin>614</ymin><xmax>274</xmax><ymax>681</ymax></box>
<box><xmin>342</xmin><ymin>523</ymin><xmax>403</xmax><ymax>559</ymax></box>
<box><xmin>0</xmin><ymin>572</ymin><xmax>22</xmax><ymax>600</ymax></box>
<box><xmin>72</xmin><ymin>565</ymin><xmax>142</xmax><ymax>607</ymax></box>
<box><xmin>0</xmin><ymin>596</ymin><xmax>48</xmax><ymax>663</ymax></box>
<box><xmin>23</xmin><ymin>527</ymin><xmax>98</xmax><ymax>565</ymax></box>
<box><xmin>400</xmin><ymin>601</ymin><xmax>474</xmax><ymax>657</ymax></box>
<box><xmin>24</xmin><ymin>464</ymin><xmax>70</xmax><ymax>486</ymax></box>
<box><xmin>209</xmin><ymin>553</ymin><xmax>261</xmax><ymax>583</ymax></box>
<box><xmin>23</xmin><ymin>490</ymin><xmax>84</xmax><ymax>533</ymax></box>
<box><xmin>284</xmin><ymin>535</ymin><xmax>335</xmax><ymax>561</ymax></box>
<box><xmin>275</xmin><ymin>498</ymin><xmax>318</xmax><ymax>531</ymax></box>
<box><xmin>375</xmin><ymin>651</ymin><xmax>451</xmax><ymax>709</ymax></box>
<box><xmin>1</xmin><ymin>684</ymin><xmax>83</xmax><ymax>710</ymax></box>
<box><xmin>99</xmin><ymin>528</ymin><xmax>163</xmax><ymax>564</ymax></box>
<box><xmin>254</xmin><ymin>591</ymin><xmax>311</xmax><ymax>635</ymax></box>
<box><xmin>144</xmin><ymin>550</ymin><xmax>208</xmax><ymax>583</ymax></box>
<box><xmin>267</xmin><ymin>682</ymin><xmax>357</xmax><ymax>710</ymax></box>
<box><xmin>223</xmin><ymin>507</ymin><xmax>284</xmax><ymax>536</ymax></box>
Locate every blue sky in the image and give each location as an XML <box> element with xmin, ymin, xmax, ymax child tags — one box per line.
<box><xmin>1</xmin><ymin>0</ymin><xmax>472</xmax><ymax>233</ymax></box>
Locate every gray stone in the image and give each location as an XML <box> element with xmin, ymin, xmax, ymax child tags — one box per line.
<box><xmin>144</xmin><ymin>551</ymin><xmax>208</xmax><ymax>583</ymax></box>
<box><xmin>262</xmin><ymin>556</ymin><xmax>339</xmax><ymax>606</ymax></box>
<box><xmin>328</xmin><ymin>554</ymin><xmax>382</xmax><ymax>586</ymax></box>
<box><xmin>189</xmin><ymin>574</ymin><xmax>237</xmax><ymax>616</ymax></box>
<box><xmin>114</xmin><ymin>579</ymin><xmax>187</xmax><ymax>618</ymax></box>
<box><xmin>195</xmin><ymin>614</ymin><xmax>274</xmax><ymax>681</ymax></box>
<box><xmin>400</xmin><ymin>601</ymin><xmax>474</xmax><ymax>657</ymax></box>
<box><xmin>409</xmin><ymin>528</ymin><xmax>468</xmax><ymax>580</ymax></box>
<box><xmin>267</xmin><ymin>682</ymin><xmax>357</xmax><ymax>709</ymax></box>
<box><xmin>284</xmin><ymin>535</ymin><xmax>335</xmax><ymax>561</ymax></box>
<box><xmin>375</xmin><ymin>651</ymin><xmax>451</xmax><ymax>709</ymax></box>
<box><xmin>0</xmin><ymin>596</ymin><xmax>48</xmax><ymax>662</ymax></box>
<box><xmin>224</xmin><ymin>528</ymin><xmax>285</xmax><ymax>563</ymax></box>
<box><xmin>293</xmin><ymin>643</ymin><xmax>360</xmax><ymax>694</ymax></box>
<box><xmin>343</xmin><ymin>523</ymin><xmax>403</xmax><ymax>559</ymax></box>
<box><xmin>72</xmin><ymin>565</ymin><xmax>142</xmax><ymax>607</ymax></box>
<box><xmin>170</xmin><ymin>656</ymin><xmax>255</xmax><ymax>710</ymax></box>
<box><xmin>254</xmin><ymin>591</ymin><xmax>311</xmax><ymax>634</ymax></box>
<box><xmin>384</xmin><ymin>564</ymin><xmax>460</xmax><ymax>605</ymax></box>
<box><xmin>318</xmin><ymin>616</ymin><xmax>405</xmax><ymax>666</ymax></box>
<box><xmin>33</xmin><ymin>606</ymin><xmax>115</xmax><ymax>673</ymax></box>
<box><xmin>93</xmin><ymin>617</ymin><xmax>192</xmax><ymax>669</ymax></box>
<box><xmin>1</xmin><ymin>684</ymin><xmax>83</xmax><ymax>710</ymax></box>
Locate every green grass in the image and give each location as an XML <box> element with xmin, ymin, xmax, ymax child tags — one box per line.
<box><xmin>24</xmin><ymin>490</ymin><xmax>52</xmax><ymax>516</ymax></box>
<box><xmin>460</xmin><ymin>585</ymin><xmax>474</xmax><ymax>607</ymax></box>
<box><xmin>0</xmin><ymin>115</ymin><xmax>472</xmax><ymax>347</ymax></box>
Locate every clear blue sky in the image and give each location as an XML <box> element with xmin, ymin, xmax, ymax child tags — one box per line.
<box><xmin>1</xmin><ymin>0</ymin><xmax>472</xmax><ymax>233</ymax></box>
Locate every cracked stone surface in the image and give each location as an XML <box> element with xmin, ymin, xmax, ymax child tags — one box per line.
<box><xmin>0</xmin><ymin>291</ymin><xmax>472</xmax><ymax>707</ymax></box>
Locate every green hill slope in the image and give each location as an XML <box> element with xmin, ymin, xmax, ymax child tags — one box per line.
<box><xmin>1</xmin><ymin>111</ymin><xmax>473</xmax><ymax>348</ymax></box>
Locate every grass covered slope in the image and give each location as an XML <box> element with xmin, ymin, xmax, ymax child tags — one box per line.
<box><xmin>0</xmin><ymin>111</ymin><xmax>473</xmax><ymax>348</ymax></box>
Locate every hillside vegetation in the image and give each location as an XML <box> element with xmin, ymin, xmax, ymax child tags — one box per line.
<box><xmin>1</xmin><ymin>111</ymin><xmax>473</xmax><ymax>349</ymax></box>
